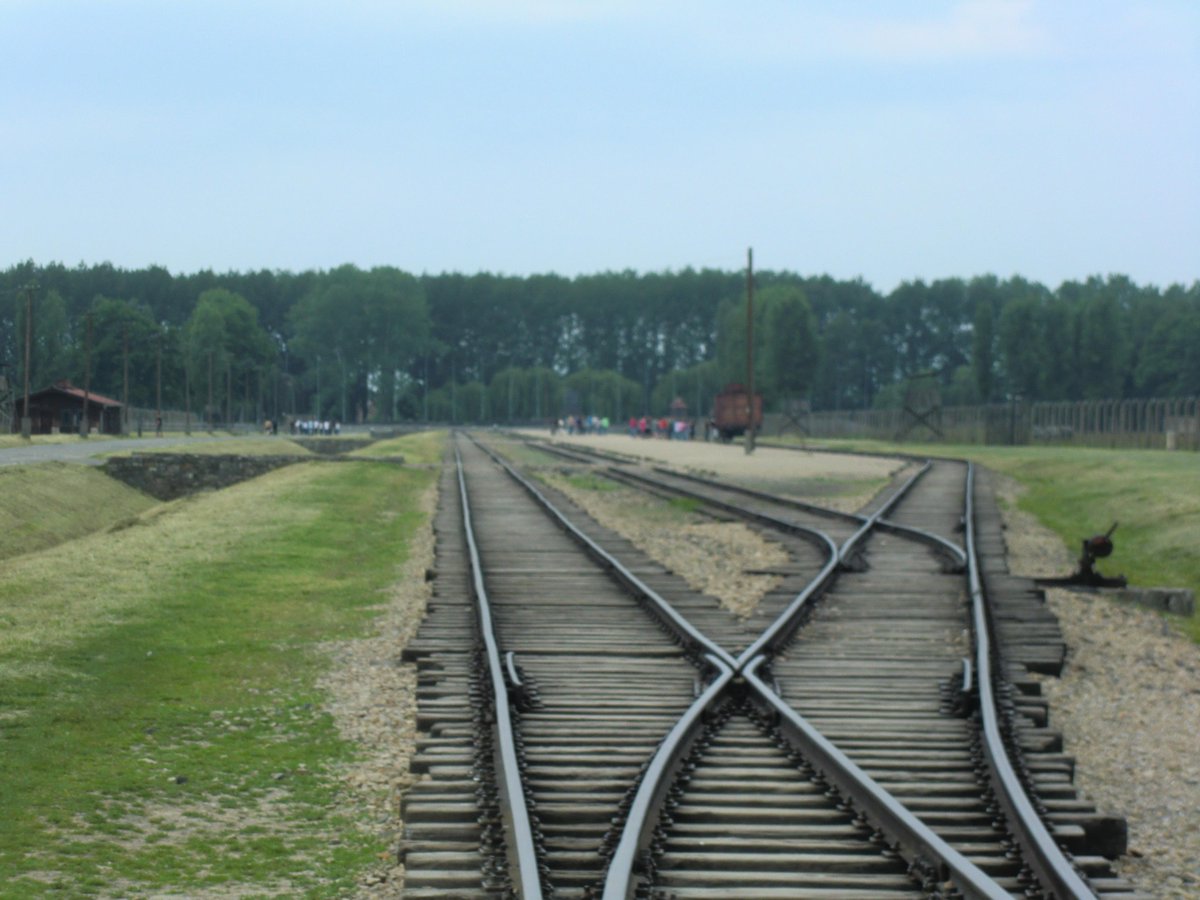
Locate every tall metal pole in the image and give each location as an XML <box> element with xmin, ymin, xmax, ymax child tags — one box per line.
<box><xmin>745</xmin><ymin>247</ymin><xmax>756</xmax><ymax>455</ymax></box>
<box><xmin>21</xmin><ymin>284</ymin><xmax>33</xmax><ymax>437</ymax></box>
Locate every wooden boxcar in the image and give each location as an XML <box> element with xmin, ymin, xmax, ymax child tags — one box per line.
<box><xmin>710</xmin><ymin>383</ymin><xmax>763</xmax><ymax>441</ymax></box>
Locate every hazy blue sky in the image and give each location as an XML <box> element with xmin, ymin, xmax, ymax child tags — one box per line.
<box><xmin>3</xmin><ymin>0</ymin><xmax>1197</xmax><ymax>291</ymax></box>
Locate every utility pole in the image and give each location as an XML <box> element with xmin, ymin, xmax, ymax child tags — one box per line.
<box><xmin>20</xmin><ymin>284</ymin><xmax>33</xmax><ymax>438</ymax></box>
<box><xmin>207</xmin><ymin>350</ymin><xmax>214</xmax><ymax>432</ymax></box>
<box><xmin>745</xmin><ymin>247</ymin><xmax>756</xmax><ymax>455</ymax></box>
<box><xmin>80</xmin><ymin>312</ymin><xmax>93</xmax><ymax>437</ymax></box>
<box><xmin>155</xmin><ymin>330</ymin><xmax>163</xmax><ymax>435</ymax></box>
<box><xmin>184</xmin><ymin>358</ymin><xmax>192</xmax><ymax>435</ymax></box>
<box><xmin>122</xmin><ymin>322</ymin><xmax>130</xmax><ymax>435</ymax></box>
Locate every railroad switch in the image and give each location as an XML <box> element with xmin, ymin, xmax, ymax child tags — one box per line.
<box><xmin>1036</xmin><ymin>522</ymin><xmax>1127</xmax><ymax>590</ymax></box>
<box><xmin>944</xmin><ymin>657</ymin><xmax>977</xmax><ymax>718</ymax></box>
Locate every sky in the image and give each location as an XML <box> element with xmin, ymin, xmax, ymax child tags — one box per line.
<box><xmin>2</xmin><ymin>0</ymin><xmax>1197</xmax><ymax>292</ymax></box>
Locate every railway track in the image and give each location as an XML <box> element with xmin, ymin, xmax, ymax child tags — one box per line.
<box><xmin>401</xmin><ymin>434</ymin><xmax>1145</xmax><ymax>898</ymax></box>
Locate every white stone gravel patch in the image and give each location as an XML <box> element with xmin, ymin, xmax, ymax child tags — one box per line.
<box><xmin>998</xmin><ymin>475</ymin><xmax>1200</xmax><ymax>899</ymax></box>
<box><xmin>546</xmin><ymin>473</ymin><xmax>790</xmax><ymax>619</ymax></box>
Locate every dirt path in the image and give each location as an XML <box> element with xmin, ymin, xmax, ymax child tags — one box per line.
<box><xmin>0</xmin><ymin>434</ymin><xmax>260</xmax><ymax>467</ymax></box>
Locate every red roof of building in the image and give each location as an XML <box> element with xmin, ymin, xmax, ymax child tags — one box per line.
<box><xmin>39</xmin><ymin>380</ymin><xmax>123</xmax><ymax>408</ymax></box>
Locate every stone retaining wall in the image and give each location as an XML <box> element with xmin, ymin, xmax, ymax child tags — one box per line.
<box><xmin>290</xmin><ymin>438</ymin><xmax>375</xmax><ymax>455</ymax></box>
<box><xmin>104</xmin><ymin>454</ymin><xmax>305</xmax><ymax>501</ymax></box>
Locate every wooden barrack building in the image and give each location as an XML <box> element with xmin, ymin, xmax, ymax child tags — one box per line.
<box><xmin>12</xmin><ymin>381</ymin><xmax>124</xmax><ymax>435</ymax></box>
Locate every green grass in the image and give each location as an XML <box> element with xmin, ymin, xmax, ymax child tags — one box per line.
<box><xmin>0</xmin><ymin>463</ymin><xmax>156</xmax><ymax>561</ymax></box>
<box><xmin>482</xmin><ymin>435</ymin><xmax>565</xmax><ymax>469</ymax></box>
<box><xmin>565</xmin><ymin>472</ymin><xmax>619</xmax><ymax>492</ymax></box>
<box><xmin>797</xmin><ymin>438</ymin><xmax>1200</xmax><ymax>641</ymax></box>
<box><xmin>669</xmin><ymin>496</ymin><xmax>703</xmax><ymax>514</ymax></box>
<box><xmin>0</xmin><ymin>459</ymin><xmax>436</xmax><ymax>897</ymax></box>
<box><xmin>347</xmin><ymin>429</ymin><xmax>447</xmax><ymax>465</ymax></box>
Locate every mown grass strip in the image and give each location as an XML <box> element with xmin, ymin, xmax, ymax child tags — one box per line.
<box><xmin>0</xmin><ymin>463</ymin><xmax>156</xmax><ymax>561</ymax></box>
<box><xmin>0</xmin><ymin>440</ymin><xmax>439</xmax><ymax>897</ymax></box>
<box><xmin>347</xmin><ymin>429</ymin><xmax>445</xmax><ymax>465</ymax></box>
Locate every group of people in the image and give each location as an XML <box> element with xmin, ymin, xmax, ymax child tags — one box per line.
<box><xmin>551</xmin><ymin>414</ymin><xmax>696</xmax><ymax>440</ymax></box>
<box><xmin>553</xmin><ymin>415</ymin><xmax>610</xmax><ymax>435</ymax></box>
<box><xmin>628</xmin><ymin>416</ymin><xmax>696</xmax><ymax>440</ymax></box>
<box><xmin>289</xmin><ymin>419</ymin><xmax>340</xmax><ymax>436</ymax></box>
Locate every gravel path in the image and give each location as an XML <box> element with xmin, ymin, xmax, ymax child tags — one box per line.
<box><xmin>0</xmin><ymin>434</ymin><xmax>255</xmax><ymax>466</ymax></box>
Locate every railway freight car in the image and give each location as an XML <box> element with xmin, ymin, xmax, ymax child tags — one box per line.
<box><xmin>710</xmin><ymin>383</ymin><xmax>762</xmax><ymax>441</ymax></box>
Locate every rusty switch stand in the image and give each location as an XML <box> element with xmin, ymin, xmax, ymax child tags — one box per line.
<box><xmin>1037</xmin><ymin>523</ymin><xmax>1127</xmax><ymax>589</ymax></box>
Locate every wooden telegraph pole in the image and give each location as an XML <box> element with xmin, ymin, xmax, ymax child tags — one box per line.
<box><xmin>184</xmin><ymin>356</ymin><xmax>192</xmax><ymax>435</ymax></box>
<box><xmin>155</xmin><ymin>330</ymin><xmax>163</xmax><ymax>435</ymax></box>
<box><xmin>122</xmin><ymin>322</ymin><xmax>130</xmax><ymax>434</ymax></box>
<box><xmin>80</xmin><ymin>313</ymin><xmax>93</xmax><ymax>437</ymax></box>
<box><xmin>21</xmin><ymin>284</ymin><xmax>33</xmax><ymax>438</ymax></box>
<box><xmin>745</xmin><ymin>247</ymin><xmax>756</xmax><ymax>455</ymax></box>
<box><xmin>208</xmin><ymin>350</ymin><xmax>215</xmax><ymax>432</ymax></box>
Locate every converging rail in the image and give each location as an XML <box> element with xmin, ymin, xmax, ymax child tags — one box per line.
<box><xmin>403</xmin><ymin>433</ymin><xmax>1140</xmax><ymax>897</ymax></box>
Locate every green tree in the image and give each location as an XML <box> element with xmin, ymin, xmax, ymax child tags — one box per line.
<box><xmin>762</xmin><ymin>285</ymin><xmax>819</xmax><ymax>403</ymax></box>
<box><xmin>89</xmin><ymin>296</ymin><xmax>161</xmax><ymax>407</ymax></box>
<box><xmin>289</xmin><ymin>266</ymin><xmax>429</xmax><ymax>421</ymax></box>
<box><xmin>1076</xmin><ymin>291</ymin><xmax>1128</xmax><ymax>399</ymax></box>
<box><xmin>185</xmin><ymin>288</ymin><xmax>274</xmax><ymax>424</ymax></box>
<box><xmin>997</xmin><ymin>295</ymin><xmax>1043</xmax><ymax>399</ymax></box>
<box><xmin>1134</xmin><ymin>289</ymin><xmax>1200</xmax><ymax>395</ymax></box>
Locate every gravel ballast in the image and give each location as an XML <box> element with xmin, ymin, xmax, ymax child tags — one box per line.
<box><xmin>323</xmin><ymin>438</ymin><xmax>1198</xmax><ymax>897</ymax></box>
<box><xmin>997</xmin><ymin>477</ymin><xmax>1200</xmax><ymax>898</ymax></box>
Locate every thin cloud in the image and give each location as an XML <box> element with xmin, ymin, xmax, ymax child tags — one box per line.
<box><xmin>847</xmin><ymin>0</ymin><xmax>1049</xmax><ymax>62</ymax></box>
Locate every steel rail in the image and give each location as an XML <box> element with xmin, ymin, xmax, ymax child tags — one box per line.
<box><xmin>522</xmin><ymin>435</ymin><xmax>966</xmax><ymax>568</ymax></box>
<box><xmin>740</xmin><ymin>657</ymin><xmax>1014</xmax><ymax>900</ymax></box>
<box><xmin>619</xmin><ymin>449</ymin><xmax>1097</xmax><ymax>897</ymax></box>
<box><xmin>829</xmin><ymin>461</ymin><xmax>931</xmax><ymax>565</ymax></box>
<box><xmin>474</xmin><ymin>433</ymin><xmax>1087</xmax><ymax>897</ymax></box>
<box><xmin>468</xmin><ymin>433</ymin><xmax>738</xmax><ymax>671</ymax></box>
<box><xmin>965</xmin><ymin>463</ymin><xmax>1098</xmax><ymax>899</ymax></box>
<box><xmin>598</xmin><ymin>458</ymin><xmax>1019</xmax><ymax>898</ymax></box>
<box><xmin>610</xmin><ymin>460</ymin><xmax>967</xmax><ymax>570</ymax></box>
<box><xmin>600</xmin><ymin>654</ymin><xmax>737</xmax><ymax>900</ymax></box>
<box><xmin>661</xmin><ymin>463</ymin><xmax>966</xmax><ymax>568</ymax></box>
<box><xmin>453</xmin><ymin>443</ymin><xmax>545</xmax><ymax>899</ymax></box>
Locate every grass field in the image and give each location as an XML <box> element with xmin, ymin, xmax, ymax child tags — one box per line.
<box><xmin>0</xmin><ymin>463</ymin><xmax>156</xmax><ymax>560</ymax></box>
<box><xmin>346</xmin><ymin>429</ymin><xmax>446</xmax><ymax>465</ymax></box>
<box><xmin>793</xmin><ymin>438</ymin><xmax>1200</xmax><ymax>642</ymax></box>
<box><xmin>0</xmin><ymin>432</ymin><xmax>442</xmax><ymax>897</ymax></box>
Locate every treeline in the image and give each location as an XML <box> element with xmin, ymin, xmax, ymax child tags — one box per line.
<box><xmin>1</xmin><ymin>259</ymin><xmax>1197</xmax><ymax>424</ymax></box>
